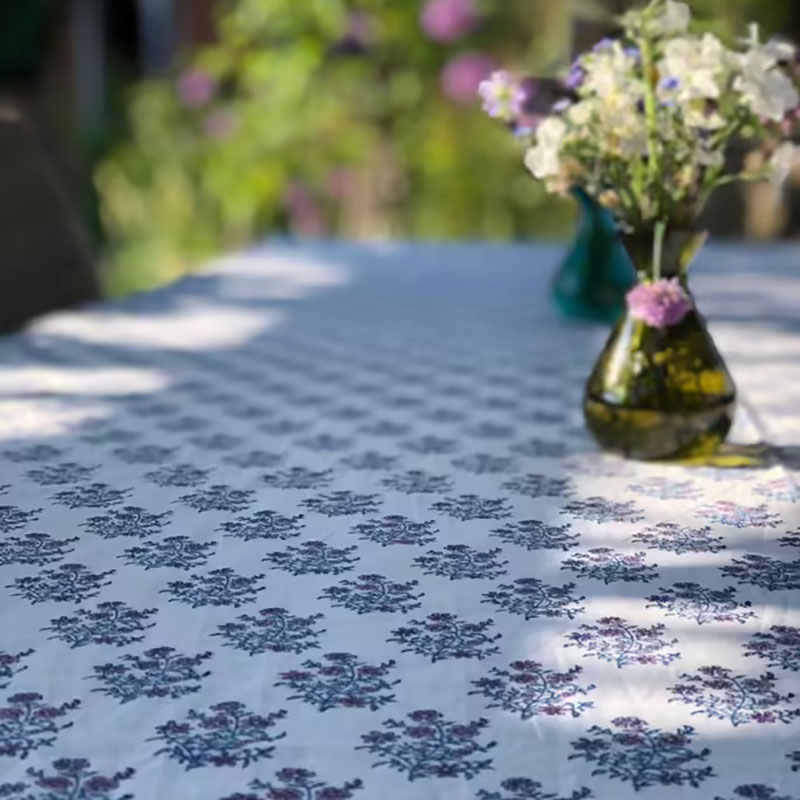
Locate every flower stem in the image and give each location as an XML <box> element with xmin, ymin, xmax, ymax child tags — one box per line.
<box><xmin>652</xmin><ymin>219</ymin><xmax>666</xmax><ymax>281</ymax></box>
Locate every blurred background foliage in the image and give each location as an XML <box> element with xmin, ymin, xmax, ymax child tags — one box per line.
<box><xmin>2</xmin><ymin>0</ymin><xmax>798</xmax><ymax>297</ymax></box>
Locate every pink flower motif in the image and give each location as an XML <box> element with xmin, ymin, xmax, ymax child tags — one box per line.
<box><xmin>421</xmin><ymin>0</ymin><xmax>478</xmax><ymax>42</ymax></box>
<box><xmin>626</xmin><ymin>278</ymin><xmax>693</xmax><ymax>328</ymax></box>
<box><xmin>177</xmin><ymin>68</ymin><xmax>217</xmax><ymax>108</ymax></box>
<box><xmin>441</xmin><ymin>52</ymin><xmax>494</xmax><ymax>105</ymax></box>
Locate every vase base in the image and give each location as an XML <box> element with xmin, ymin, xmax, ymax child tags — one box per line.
<box><xmin>584</xmin><ymin>394</ymin><xmax>736</xmax><ymax>461</ymax></box>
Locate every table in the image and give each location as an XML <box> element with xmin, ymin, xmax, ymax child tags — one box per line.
<box><xmin>0</xmin><ymin>241</ymin><xmax>798</xmax><ymax>800</ymax></box>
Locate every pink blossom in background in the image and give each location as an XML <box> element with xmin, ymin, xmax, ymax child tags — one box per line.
<box><xmin>442</xmin><ymin>52</ymin><xmax>494</xmax><ymax>106</ymax></box>
<box><xmin>326</xmin><ymin>168</ymin><xmax>357</xmax><ymax>200</ymax></box>
<box><xmin>177</xmin><ymin>68</ymin><xmax>217</xmax><ymax>108</ymax></box>
<box><xmin>421</xmin><ymin>0</ymin><xmax>478</xmax><ymax>43</ymax></box>
<box><xmin>284</xmin><ymin>182</ymin><xmax>327</xmax><ymax>237</ymax></box>
<box><xmin>627</xmin><ymin>278</ymin><xmax>693</xmax><ymax>328</ymax></box>
<box><xmin>203</xmin><ymin>109</ymin><xmax>238</xmax><ymax>140</ymax></box>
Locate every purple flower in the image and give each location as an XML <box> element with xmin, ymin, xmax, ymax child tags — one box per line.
<box><xmin>442</xmin><ymin>52</ymin><xmax>494</xmax><ymax>105</ymax></box>
<box><xmin>177</xmin><ymin>68</ymin><xmax>217</xmax><ymax>108</ymax></box>
<box><xmin>204</xmin><ymin>109</ymin><xmax>237</xmax><ymax>140</ymax></box>
<box><xmin>421</xmin><ymin>0</ymin><xmax>478</xmax><ymax>42</ymax></box>
<box><xmin>478</xmin><ymin>70</ymin><xmax>525</xmax><ymax>121</ymax></box>
<box><xmin>627</xmin><ymin>278</ymin><xmax>693</xmax><ymax>327</ymax></box>
<box><xmin>565</xmin><ymin>59</ymin><xmax>585</xmax><ymax>89</ymax></box>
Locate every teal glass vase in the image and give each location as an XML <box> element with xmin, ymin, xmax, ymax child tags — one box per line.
<box><xmin>552</xmin><ymin>188</ymin><xmax>635</xmax><ymax>323</ymax></box>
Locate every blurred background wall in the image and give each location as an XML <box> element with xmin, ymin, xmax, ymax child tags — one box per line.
<box><xmin>1</xmin><ymin>0</ymin><xmax>800</xmax><ymax>316</ymax></box>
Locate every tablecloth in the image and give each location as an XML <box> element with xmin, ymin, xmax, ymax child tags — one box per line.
<box><xmin>0</xmin><ymin>241</ymin><xmax>798</xmax><ymax>800</ymax></box>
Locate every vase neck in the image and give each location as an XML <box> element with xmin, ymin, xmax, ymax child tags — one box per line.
<box><xmin>621</xmin><ymin>228</ymin><xmax>707</xmax><ymax>280</ymax></box>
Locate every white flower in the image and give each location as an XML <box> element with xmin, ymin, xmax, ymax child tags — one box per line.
<box><xmin>734</xmin><ymin>49</ymin><xmax>799</xmax><ymax>121</ymax></box>
<box><xmin>652</xmin><ymin>1</ymin><xmax>691</xmax><ymax>35</ymax></box>
<box><xmin>658</xmin><ymin>34</ymin><xmax>729</xmax><ymax>103</ymax></box>
<box><xmin>769</xmin><ymin>142</ymin><xmax>799</xmax><ymax>184</ymax></box>
<box><xmin>567</xmin><ymin>101</ymin><xmax>594</xmax><ymax>126</ymax></box>
<box><xmin>762</xmin><ymin>37</ymin><xmax>796</xmax><ymax>63</ymax></box>
<box><xmin>581</xmin><ymin>41</ymin><xmax>640</xmax><ymax>106</ymax></box>
<box><xmin>524</xmin><ymin>117</ymin><xmax>566</xmax><ymax>179</ymax></box>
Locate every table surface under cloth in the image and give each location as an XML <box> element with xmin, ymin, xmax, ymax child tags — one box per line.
<box><xmin>0</xmin><ymin>241</ymin><xmax>798</xmax><ymax>800</ymax></box>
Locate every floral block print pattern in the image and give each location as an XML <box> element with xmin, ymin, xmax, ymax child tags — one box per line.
<box><xmin>476</xmin><ymin>779</ymin><xmax>592</xmax><ymax>800</ymax></box>
<box><xmin>150</xmin><ymin>701</ymin><xmax>287</xmax><ymax>770</ymax></box>
<box><xmin>275</xmin><ymin>653</ymin><xmax>399</xmax><ymax>712</ymax></box>
<box><xmin>1</xmin><ymin>759</ymin><xmax>135</xmax><ymax>800</ymax></box>
<box><xmin>483</xmin><ymin>579</ymin><xmax>585</xmax><ymax>620</ymax></box>
<box><xmin>162</xmin><ymin>568</ymin><xmax>265</xmax><ymax>608</ymax></box>
<box><xmin>0</xmin><ymin>534</ymin><xmax>79</xmax><ymax>567</ymax></box>
<box><xmin>217</xmin><ymin>511</ymin><xmax>305</xmax><ymax>541</ymax></box>
<box><xmin>720</xmin><ymin>555</ymin><xmax>800</xmax><ymax>591</ymax></box>
<box><xmin>646</xmin><ymin>583</ymin><xmax>756</xmax><ymax>625</ymax></box>
<box><xmin>631</xmin><ymin>523</ymin><xmax>725</xmax><ymax>554</ymax></box>
<box><xmin>560</xmin><ymin>549</ymin><xmax>658</xmax><ymax>584</ymax></box>
<box><xmin>357</xmin><ymin>709</ymin><xmax>495</xmax><ymax>781</ymax></box>
<box><xmin>42</xmin><ymin>602</ymin><xmax>158</xmax><ymax>648</ymax></box>
<box><xmin>0</xmin><ymin>692</ymin><xmax>80</xmax><ymax>758</ymax></box>
<box><xmin>668</xmin><ymin>666</ymin><xmax>800</xmax><ymax>726</ymax></box>
<box><xmin>9</xmin><ymin>564</ymin><xmax>114</xmax><ymax>604</ymax></box>
<box><xmin>213</xmin><ymin>608</ymin><xmax>325</xmax><ymax>655</ymax></box>
<box><xmin>388</xmin><ymin>614</ymin><xmax>501</xmax><ymax>662</ymax></box>
<box><xmin>0</xmin><ymin>650</ymin><xmax>33</xmax><ymax>690</ymax></box>
<box><xmin>569</xmin><ymin>717</ymin><xmax>713</xmax><ymax>791</ymax></box>
<box><xmin>320</xmin><ymin>575</ymin><xmax>423</xmax><ymax>614</ymax></box>
<box><xmin>412</xmin><ymin>545</ymin><xmax>508</xmax><ymax>580</ymax></box>
<box><xmin>470</xmin><ymin>661</ymin><xmax>595</xmax><ymax>719</ymax></box>
<box><xmin>626</xmin><ymin>478</ymin><xmax>702</xmax><ymax>500</ymax></box>
<box><xmin>743</xmin><ymin>626</ymin><xmax>800</xmax><ymax>671</ymax></box>
<box><xmin>491</xmin><ymin>520</ymin><xmax>579</xmax><ymax>551</ymax></box>
<box><xmin>560</xmin><ymin>498</ymin><xmax>644</xmax><ymax>524</ymax></box>
<box><xmin>350</xmin><ymin>517</ymin><xmax>437</xmax><ymax>547</ymax></box>
<box><xmin>221</xmin><ymin>767</ymin><xmax>363</xmax><ymax>800</ymax></box>
<box><xmin>695</xmin><ymin>502</ymin><xmax>782</xmax><ymax>528</ymax></box>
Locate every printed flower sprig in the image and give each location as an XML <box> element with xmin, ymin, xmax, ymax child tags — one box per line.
<box><xmin>479</xmin><ymin>0</ymin><xmax>800</xmax><ymax>233</ymax></box>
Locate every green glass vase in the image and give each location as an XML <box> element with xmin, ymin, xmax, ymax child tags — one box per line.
<box><xmin>583</xmin><ymin>229</ymin><xmax>737</xmax><ymax>461</ymax></box>
<box><xmin>552</xmin><ymin>187</ymin><xmax>635</xmax><ymax>323</ymax></box>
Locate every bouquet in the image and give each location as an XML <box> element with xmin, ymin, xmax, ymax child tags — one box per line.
<box><xmin>478</xmin><ymin>0</ymin><xmax>799</xmax><ymax>242</ymax></box>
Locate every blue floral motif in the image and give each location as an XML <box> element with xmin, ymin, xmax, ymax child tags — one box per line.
<box><xmin>561</xmin><ymin>549</ymin><xmax>658</xmax><ymax>584</ymax></box>
<box><xmin>259</xmin><ymin>419</ymin><xmax>311</xmax><ymax>436</ymax></box>
<box><xmin>470</xmin><ymin>661</ymin><xmax>595</xmax><ymax>719</ymax></box>
<box><xmin>451</xmin><ymin>454</ymin><xmax>518</xmax><ymax>474</ymax></box>
<box><xmin>276</xmin><ymin>652</ymin><xmax>399</xmax><ymax>712</ymax></box>
<box><xmin>626</xmin><ymin>478</ymin><xmax>702</xmax><ymax>500</ymax></box>
<box><xmin>0</xmin><ymin>650</ymin><xmax>33</xmax><ymax>690</ymax></box>
<box><xmin>52</xmin><ymin>483</ymin><xmax>132</xmax><ymax>509</ymax></box>
<box><xmin>388</xmin><ymin>613</ymin><xmax>501</xmax><ymax>662</ymax></box>
<box><xmin>569</xmin><ymin>717</ymin><xmax>713</xmax><ymax>791</ymax></box>
<box><xmin>465</xmin><ymin>422</ymin><xmax>515</xmax><ymax>439</ymax></box>
<box><xmin>113</xmin><ymin>445</ymin><xmax>177</xmax><ymax>464</ymax></box>
<box><xmin>668</xmin><ymin>666</ymin><xmax>800</xmax><ymax>726</ymax></box>
<box><xmin>91</xmin><ymin>646</ymin><xmax>213</xmax><ymax>703</ymax></box>
<box><xmin>81</xmin><ymin>428</ymin><xmax>138</xmax><ymax>444</ymax></box>
<box><xmin>263</xmin><ymin>541</ymin><xmax>359</xmax><ymax>576</ymax></box>
<box><xmin>0</xmin><ymin>534</ymin><xmax>79</xmax><ymax>567</ymax></box>
<box><xmin>509</xmin><ymin>439</ymin><xmax>566</xmax><ymax>458</ymax></box>
<box><xmin>401</xmin><ymin>436</ymin><xmax>459</xmax><ymax>455</ymax></box>
<box><xmin>714</xmin><ymin>786</ymin><xmax>798</xmax><ymax>800</ymax></box>
<box><xmin>502</xmin><ymin>475</ymin><xmax>575</xmax><ymax>499</ymax></box>
<box><xmin>413</xmin><ymin>545</ymin><xmax>507</xmax><ymax>580</ymax></box>
<box><xmin>43</xmin><ymin>601</ymin><xmax>158</xmax><ymax>648</ymax></box>
<box><xmin>743</xmin><ymin>626</ymin><xmax>800</xmax><ymax>671</ymax></box>
<box><xmin>564</xmin><ymin>617</ymin><xmax>680</xmax><ymax>668</ymax></box>
<box><xmin>753</xmin><ymin>478</ymin><xmax>800</xmax><ymax>503</ymax></box>
<box><xmin>300</xmin><ymin>492</ymin><xmax>381</xmax><ymax>517</ymax></box>
<box><xmin>789</xmin><ymin>751</ymin><xmax>800</xmax><ymax>772</ymax></box>
<box><xmin>632</xmin><ymin>522</ymin><xmax>725</xmax><ymax>554</ymax></box>
<box><xmin>220</xmin><ymin>767</ymin><xmax>363</xmax><ymax>800</ymax></box>
<box><xmin>121</xmin><ymin>536</ymin><xmax>216</xmax><ymax>570</ymax></box>
<box><xmin>476</xmin><ymin>778</ymin><xmax>592</xmax><ymax>800</ymax></box>
<box><xmin>560</xmin><ymin>497</ymin><xmax>644</xmax><ymax>524</ymax></box>
<box><xmin>780</xmin><ymin>528</ymin><xmax>800</xmax><ymax>548</ymax></box>
<box><xmin>720</xmin><ymin>555</ymin><xmax>800</xmax><ymax>591</ymax></box>
<box><xmin>350</xmin><ymin>516</ymin><xmax>437</xmax><ymax>547</ymax></box>
<box><xmin>214</xmin><ymin>608</ymin><xmax>325</xmax><ymax>655</ymax></box>
<box><xmin>176</xmin><ymin>485</ymin><xmax>255</xmax><ymax>512</ymax></box>
<box><xmin>143</xmin><ymin>464</ymin><xmax>211</xmax><ymax>487</ymax></box>
<box><xmin>696</xmin><ymin>501</ymin><xmax>782</xmax><ymax>528</ymax></box>
<box><xmin>482</xmin><ymin>578</ymin><xmax>585</xmax><ymax>620</ymax></box>
<box><xmin>24</xmin><ymin>463</ymin><xmax>98</xmax><ymax>486</ymax></box>
<box><xmin>491</xmin><ymin>520</ymin><xmax>578</xmax><ymax>551</ymax></box>
<box><xmin>0</xmin><ymin>506</ymin><xmax>42</xmax><ymax>533</ymax></box>
<box><xmin>224</xmin><ymin>450</ymin><xmax>284</xmax><ymax>469</ymax></box>
<box><xmin>160</xmin><ymin>415</ymin><xmax>209</xmax><ymax>433</ymax></box>
<box><xmin>381</xmin><ymin>471</ymin><xmax>453</xmax><ymax>494</ymax></box>
<box><xmin>9</xmin><ymin>564</ymin><xmax>114</xmax><ymax>604</ymax></box>
<box><xmin>431</xmin><ymin>495</ymin><xmax>512</xmax><ymax>521</ymax></box>
<box><xmin>324</xmin><ymin>405</ymin><xmax>370</xmax><ymax>421</ymax></box>
<box><xmin>162</xmin><ymin>568</ymin><xmax>265</xmax><ymax>608</ymax></box>
<box><xmin>3</xmin><ymin>445</ymin><xmax>62</xmax><ymax>462</ymax></box>
<box><xmin>296</xmin><ymin>434</ymin><xmax>352</xmax><ymax>452</ymax></box>
<box><xmin>357</xmin><ymin>709</ymin><xmax>495</xmax><ymax>781</ymax></box>
<box><xmin>0</xmin><ymin>692</ymin><xmax>80</xmax><ymax>758</ymax></box>
<box><xmin>83</xmin><ymin>506</ymin><xmax>173</xmax><ymax>539</ymax></box>
<box><xmin>421</xmin><ymin>408</ymin><xmax>466</xmax><ymax>423</ymax></box>
<box><xmin>150</xmin><ymin>701</ymin><xmax>287</xmax><ymax>770</ymax></box>
<box><xmin>262</xmin><ymin>468</ymin><xmax>334</xmax><ymax>490</ymax></box>
<box><xmin>3</xmin><ymin>758</ymin><xmax>135</xmax><ymax>800</ymax></box>
<box><xmin>340</xmin><ymin>452</ymin><xmax>399</xmax><ymax>471</ymax></box>
<box><xmin>320</xmin><ymin>575</ymin><xmax>423</xmax><ymax>614</ymax></box>
<box><xmin>189</xmin><ymin>434</ymin><xmax>243</xmax><ymax>451</ymax></box>
<box><xmin>218</xmin><ymin>511</ymin><xmax>305</xmax><ymax>541</ymax></box>
<box><xmin>646</xmin><ymin>583</ymin><xmax>756</xmax><ymax>625</ymax></box>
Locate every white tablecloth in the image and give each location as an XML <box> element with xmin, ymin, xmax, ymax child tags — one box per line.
<box><xmin>0</xmin><ymin>241</ymin><xmax>798</xmax><ymax>800</ymax></box>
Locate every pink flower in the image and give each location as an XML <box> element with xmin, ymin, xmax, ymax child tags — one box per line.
<box><xmin>177</xmin><ymin>68</ymin><xmax>217</xmax><ymax>108</ymax></box>
<box><xmin>203</xmin><ymin>109</ymin><xmax>238</xmax><ymax>140</ymax></box>
<box><xmin>626</xmin><ymin>278</ymin><xmax>693</xmax><ymax>328</ymax></box>
<box><xmin>421</xmin><ymin>0</ymin><xmax>478</xmax><ymax>42</ymax></box>
<box><xmin>441</xmin><ymin>52</ymin><xmax>494</xmax><ymax>105</ymax></box>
